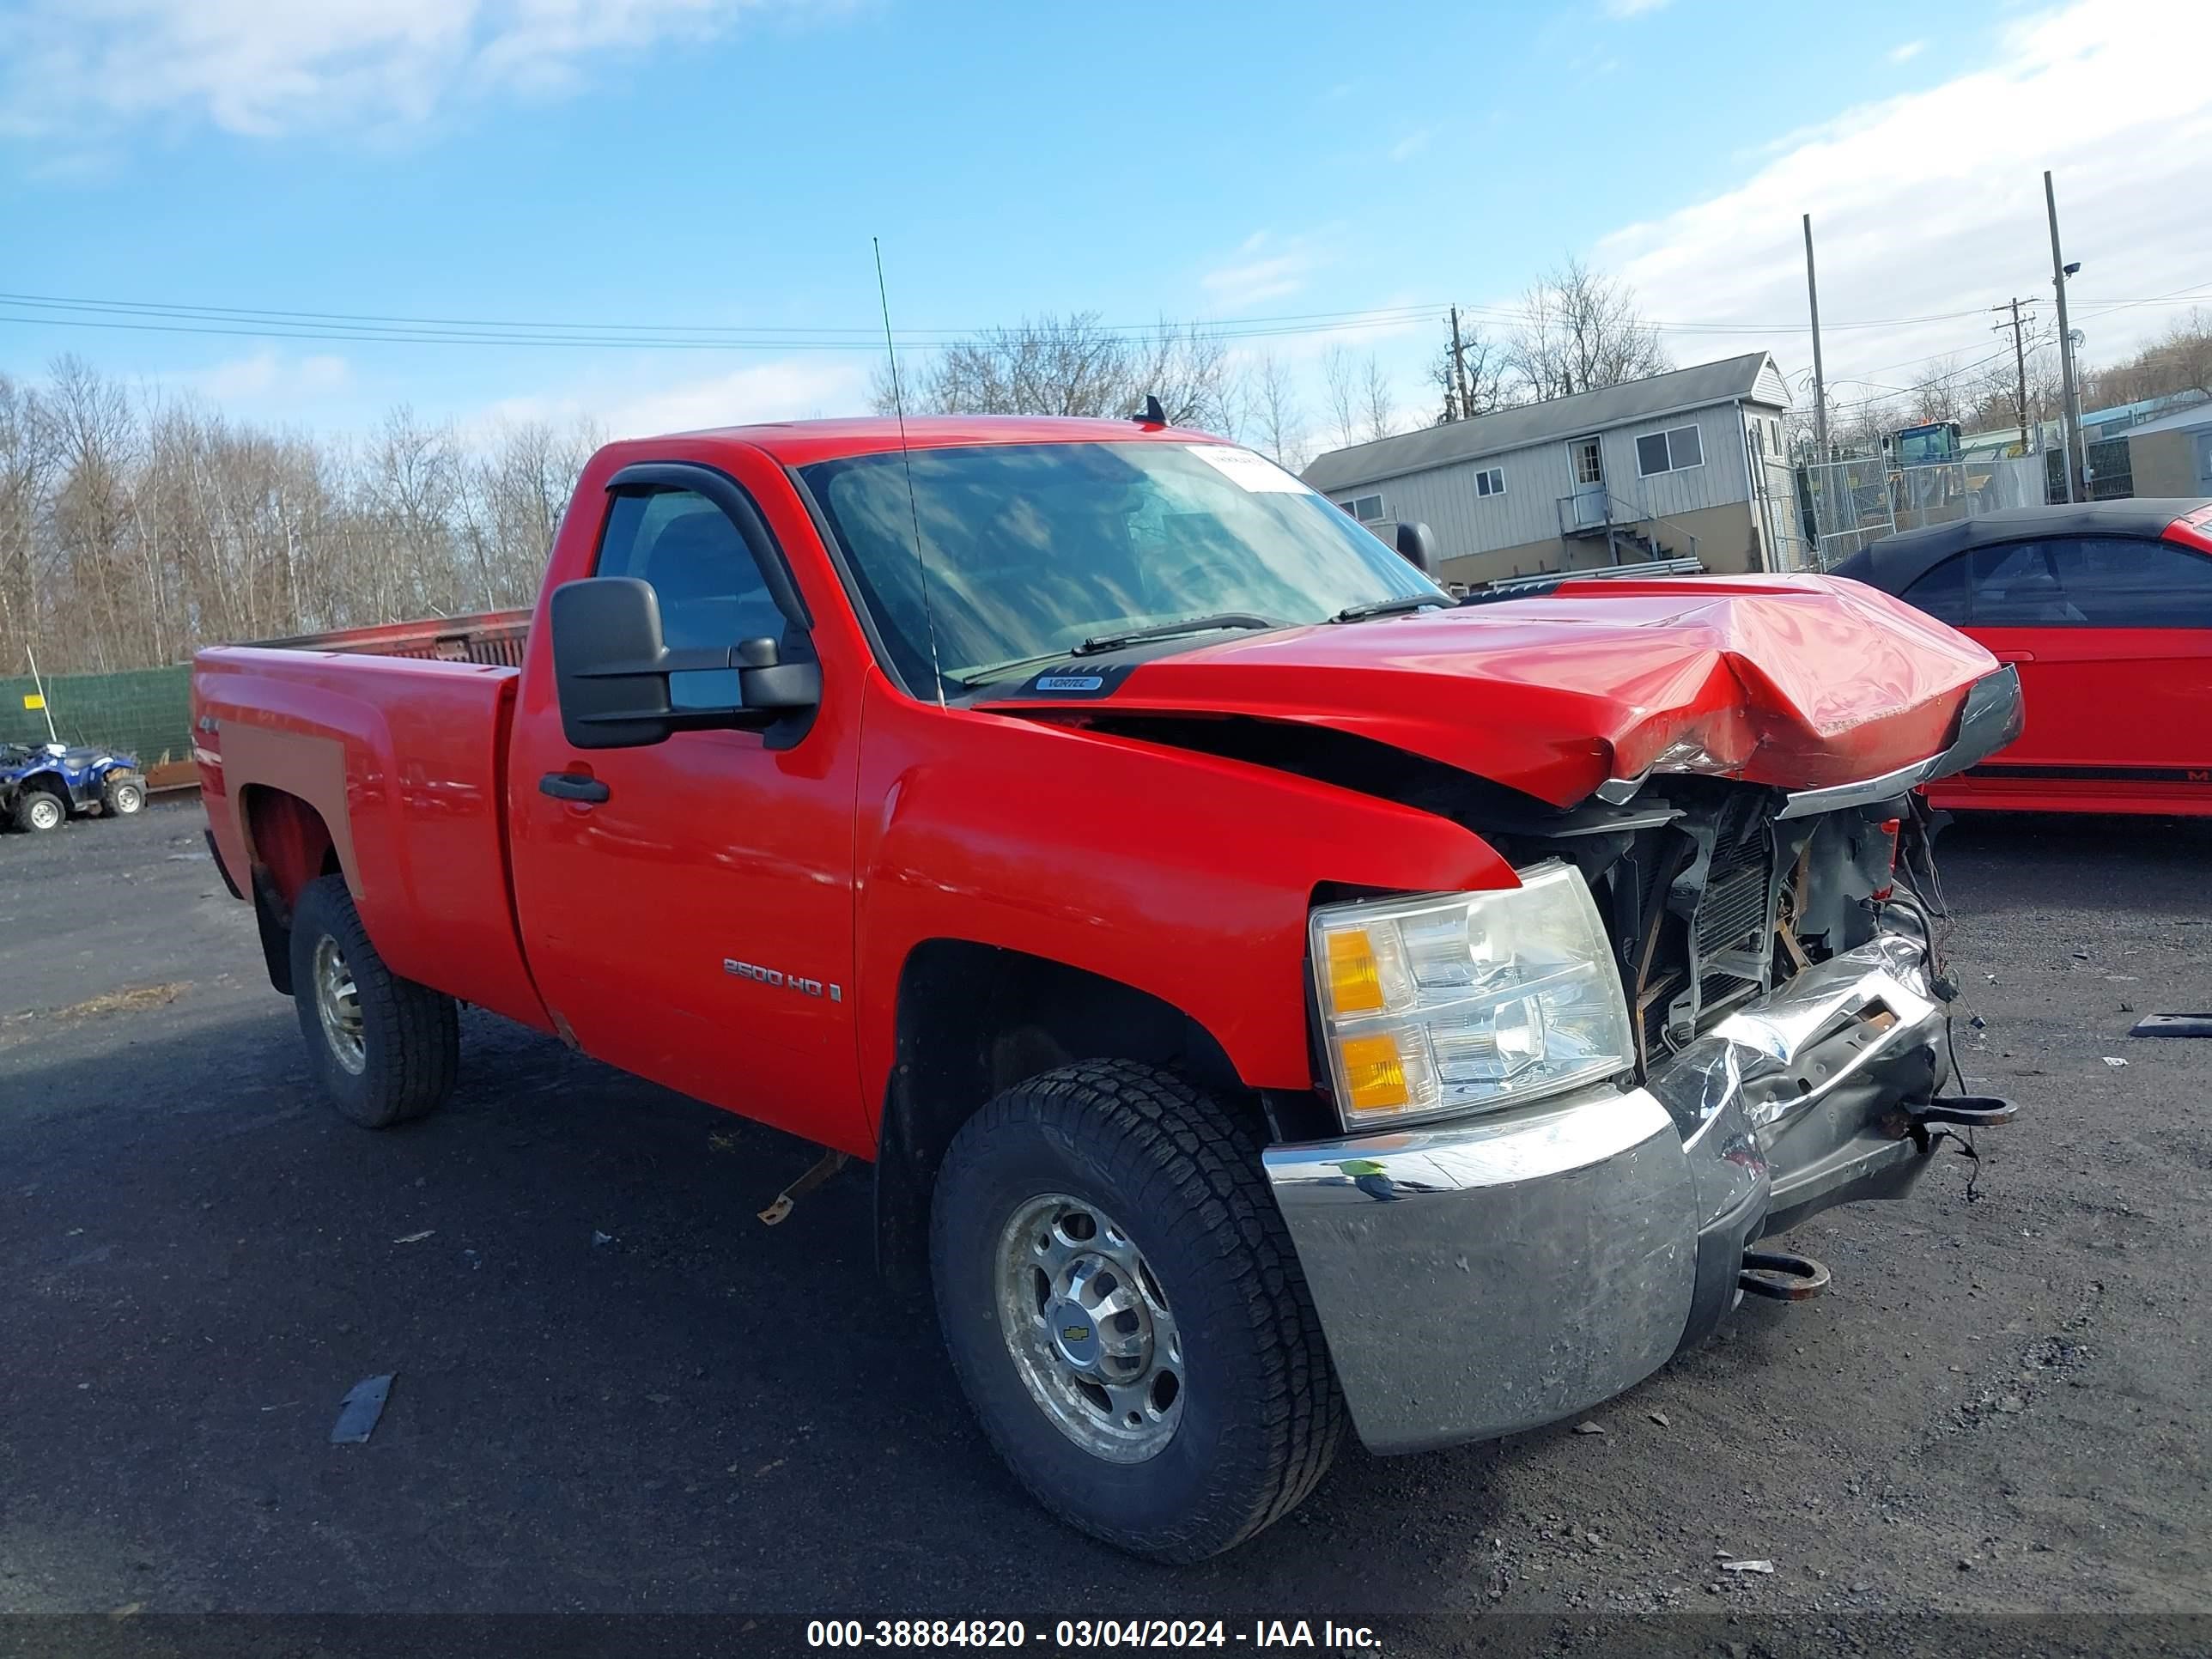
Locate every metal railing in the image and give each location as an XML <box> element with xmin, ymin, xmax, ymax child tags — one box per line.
<box><xmin>1553</xmin><ymin>491</ymin><xmax>1700</xmax><ymax>565</ymax></box>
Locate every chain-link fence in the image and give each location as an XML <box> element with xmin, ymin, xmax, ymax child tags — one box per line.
<box><xmin>1755</xmin><ymin>454</ymin><xmax>1814</xmax><ymax>570</ymax></box>
<box><xmin>1797</xmin><ymin>459</ymin><xmax>1898</xmax><ymax>568</ymax></box>
<box><xmin>0</xmin><ymin>664</ymin><xmax>193</xmax><ymax>771</ymax></box>
<box><xmin>1796</xmin><ymin>454</ymin><xmax>2057</xmax><ymax>569</ymax></box>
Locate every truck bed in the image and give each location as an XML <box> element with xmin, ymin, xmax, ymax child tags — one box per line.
<box><xmin>193</xmin><ymin>620</ymin><xmax>550</xmax><ymax>1035</ymax></box>
<box><xmin>242</xmin><ymin>608</ymin><xmax>532</xmax><ymax>667</ymax></box>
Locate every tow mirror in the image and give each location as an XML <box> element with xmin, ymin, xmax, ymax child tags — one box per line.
<box><xmin>549</xmin><ymin>576</ymin><xmax>820</xmax><ymax>750</ymax></box>
<box><xmin>1394</xmin><ymin>521</ymin><xmax>1436</xmax><ymax>573</ymax></box>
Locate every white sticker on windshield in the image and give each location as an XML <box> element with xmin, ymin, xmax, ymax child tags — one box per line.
<box><xmin>1184</xmin><ymin>444</ymin><xmax>1310</xmax><ymax>493</ymax></box>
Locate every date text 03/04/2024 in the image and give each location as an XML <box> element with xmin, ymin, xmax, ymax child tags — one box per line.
<box><xmin>804</xmin><ymin>1620</ymin><xmax>1383</xmax><ymax>1650</ymax></box>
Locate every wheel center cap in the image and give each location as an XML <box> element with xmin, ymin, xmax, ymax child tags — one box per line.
<box><xmin>1046</xmin><ymin>1297</ymin><xmax>1103</xmax><ymax>1369</ymax></box>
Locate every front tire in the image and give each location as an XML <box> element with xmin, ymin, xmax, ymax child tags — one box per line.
<box><xmin>13</xmin><ymin>789</ymin><xmax>65</xmax><ymax>832</ymax></box>
<box><xmin>931</xmin><ymin>1060</ymin><xmax>1345</xmax><ymax>1561</ymax></box>
<box><xmin>288</xmin><ymin>874</ymin><xmax>459</xmax><ymax>1128</ymax></box>
<box><xmin>101</xmin><ymin>771</ymin><xmax>145</xmax><ymax>816</ymax></box>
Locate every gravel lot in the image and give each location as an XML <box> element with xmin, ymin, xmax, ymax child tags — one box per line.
<box><xmin>2</xmin><ymin>798</ymin><xmax>2207</xmax><ymax>1651</ymax></box>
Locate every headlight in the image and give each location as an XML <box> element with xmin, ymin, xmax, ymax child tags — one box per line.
<box><xmin>1309</xmin><ymin>860</ymin><xmax>1634</xmax><ymax>1129</ymax></box>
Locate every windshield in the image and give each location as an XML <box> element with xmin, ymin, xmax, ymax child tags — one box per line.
<box><xmin>799</xmin><ymin>441</ymin><xmax>1444</xmax><ymax>695</ymax></box>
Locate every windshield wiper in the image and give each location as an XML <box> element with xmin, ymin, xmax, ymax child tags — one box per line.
<box><xmin>1331</xmin><ymin>595</ymin><xmax>1452</xmax><ymax>624</ymax></box>
<box><xmin>1071</xmin><ymin>613</ymin><xmax>1280</xmax><ymax>656</ymax></box>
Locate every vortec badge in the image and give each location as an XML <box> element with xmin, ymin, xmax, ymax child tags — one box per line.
<box><xmin>1015</xmin><ymin>661</ymin><xmax>1141</xmax><ymax>700</ymax></box>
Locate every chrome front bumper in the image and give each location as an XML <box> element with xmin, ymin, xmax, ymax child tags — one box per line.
<box><xmin>1264</xmin><ymin>930</ymin><xmax>1950</xmax><ymax>1455</ymax></box>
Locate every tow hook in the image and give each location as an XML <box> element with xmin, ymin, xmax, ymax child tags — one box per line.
<box><xmin>1739</xmin><ymin>1249</ymin><xmax>1831</xmax><ymax>1301</ymax></box>
<box><xmin>1910</xmin><ymin>1096</ymin><xmax>2017</xmax><ymax>1128</ymax></box>
<box><xmin>758</xmin><ymin>1149</ymin><xmax>850</xmax><ymax>1226</ymax></box>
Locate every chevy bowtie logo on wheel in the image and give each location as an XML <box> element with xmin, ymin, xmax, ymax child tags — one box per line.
<box><xmin>723</xmin><ymin>958</ymin><xmax>842</xmax><ymax>1002</ymax></box>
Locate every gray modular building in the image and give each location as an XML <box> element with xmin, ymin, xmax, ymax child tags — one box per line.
<box><xmin>2122</xmin><ymin>400</ymin><xmax>2212</xmax><ymax>499</ymax></box>
<box><xmin>1303</xmin><ymin>352</ymin><xmax>1804</xmax><ymax>587</ymax></box>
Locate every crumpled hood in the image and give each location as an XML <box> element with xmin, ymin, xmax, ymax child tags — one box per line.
<box><xmin>981</xmin><ymin>574</ymin><xmax>2002</xmax><ymax>808</ymax></box>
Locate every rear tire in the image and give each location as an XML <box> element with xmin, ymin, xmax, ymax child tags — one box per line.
<box><xmin>288</xmin><ymin>873</ymin><xmax>459</xmax><ymax>1128</ymax></box>
<box><xmin>13</xmin><ymin>788</ymin><xmax>65</xmax><ymax>833</ymax></box>
<box><xmin>930</xmin><ymin>1060</ymin><xmax>1345</xmax><ymax>1561</ymax></box>
<box><xmin>101</xmin><ymin>771</ymin><xmax>145</xmax><ymax>816</ymax></box>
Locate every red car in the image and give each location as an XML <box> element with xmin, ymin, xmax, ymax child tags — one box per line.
<box><xmin>1836</xmin><ymin>499</ymin><xmax>2212</xmax><ymax>816</ymax></box>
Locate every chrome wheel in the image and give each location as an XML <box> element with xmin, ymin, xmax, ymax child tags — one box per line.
<box><xmin>313</xmin><ymin>934</ymin><xmax>367</xmax><ymax>1076</ymax></box>
<box><xmin>26</xmin><ymin>794</ymin><xmax>62</xmax><ymax>830</ymax></box>
<box><xmin>112</xmin><ymin>783</ymin><xmax>143</xmax><ymax>814</ymax></box>
<box><xmin>995</xmin><ymin>1194</ymin><xmax>1184</xmax><ymax>1463</ymax></box>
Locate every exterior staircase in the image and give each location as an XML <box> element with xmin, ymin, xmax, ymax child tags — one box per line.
<box><xmin>1555</xmin><ymin>491</ymin><xmax>1697</xmax><ymax>568</ymax></box>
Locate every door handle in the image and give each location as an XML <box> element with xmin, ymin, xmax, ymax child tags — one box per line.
<box><xmin>539</xmin><ymin>772</ymin><xmax>611</xmax><ymax>804</ymax></box>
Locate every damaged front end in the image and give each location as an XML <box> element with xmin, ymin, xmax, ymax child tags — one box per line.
<box><xmin>1261</xmin><ymin>665</ymin><xmax>2023</xmax><ymax>1455</ymax></box>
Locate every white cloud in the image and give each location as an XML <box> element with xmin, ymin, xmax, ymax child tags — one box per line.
<box><xmin>481</xmin><ymin>355</ymin><xmax>866</xmax><ymax>441</ymax></box>
<box><xmin>1595</xmin><ymin>0</ymin><xmax>2212</xmax><ymax>392</ymax></box>
<box><xmin>189</xmin><ymin>349</ymin><xmax>352</xmax><ymax>404</ymax></box>
<box><xmin>1601</xmin><ymin>0</ymin><xmax>1671</xmax><ymax>18</ymax></box>
<box><xmin>1387</xmin><ymin>127</ymin><xmax>1433</xmax><ymax>164</ymax></box>
<box><xmin>1888</xmin><ymin>39</ymin><xmax>1927</xmax><ymax>64</ymax></box>
<box><xmin>1200</xmin><ymin>231</ymin><xmax>1328</xmax><ymax>311</ymax></box>
<box><xmin>0</xmin><ymin>0</ymin><xmax>836</xmax><ymax>143</ymax></box>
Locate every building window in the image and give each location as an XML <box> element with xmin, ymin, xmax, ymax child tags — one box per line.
<box><xmin>1474</xmin><ymin>467</ymin><xmax>1505</xmax><ymax>498</ymax></box>
<box><xmin>1337</xmin><ymin>494</ymin><xmax>1386</xmax><ymax>521</ymax></box>
<box><xmin>1637</xmin><ymin>424</ymin><xmax>1705</xmax><ymax>477</ymax></box>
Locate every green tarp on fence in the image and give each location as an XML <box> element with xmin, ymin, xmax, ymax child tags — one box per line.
<box><xmin>0</xmin><ymin>664</ymin><xmax>193</xmax><ymax>767</ymax></box>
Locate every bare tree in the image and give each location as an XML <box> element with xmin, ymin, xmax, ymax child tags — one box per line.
<box><xmin>875</xmin><ymin>313</ymin><xmax>1243</xmax><ymax>432</ymax></box>
<box><xmin>1359</xmin><ymin>355</ymin><xmax>1395</xmax><ymax>442</ymax></box>
<box><xmin>0</xmin><ymin>359</ymin><xmax>607</xmax><ymax>682</ymax></box>
<box><xmin>460</xmin><ymin>419</ymin><xmax>604</xmax><ymax>611</ymax></box>
<box><xmin>1321</xmin><ymin>347</ymin><xmax>1359</xmax><ymax>449</ymax></box>
<box><xmin>0</xmin><ymin>373</ymin><xmax>53</xmax><ymax>675</ymax></box>
<box><xmin>1253</xmin><ymin>352</ymin><xmax>1307</xmax><ymax>471</ymax></box>
<box><xmin>1835</xmin><ymin>395</ymin><xmax>1901</xmax><ymax>455</ymax></box>
<box><xmin>1137</xmin><ymin>319</ymin><xmax>1244</xmax><ymax>433</ymax></box>
<box><xmin>2088</xmin><ymin>307</ymin><xmax>2212</xmax><ymax>406</ymax></box>
<box><xmin>44</xmin><ymin>356</ymin><xmax>147</xmax><ymax>672</ymax></box>
<box><xmin>1902</xmin><ymin>356</ymin><xmax>1966</xmax><ymax>427</ymax></box>
<box><xmin>1506</xmin><ymin>256</ymin><xmax>1670</xmax><ymax>401</ymax></box>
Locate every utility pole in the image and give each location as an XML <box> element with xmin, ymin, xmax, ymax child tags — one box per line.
<box><xmin>1991</xmin><ymin>297</ymin><xmax>2037</xmax><ymax>456</ymax></box>
<box><xmin>1448</xmin><ymin>305</ymin><xmax>1471</xmax><ymax>422</ymax></box>
<box><xmin>2045</xmin><ymin>169</ymin><xmax>2083</xmax><ymax>503</ymax></box>
<box><xmin>1803</xmin><ymin>215</ymin><xmax>1830</xmax><ymax>465</ymax></box>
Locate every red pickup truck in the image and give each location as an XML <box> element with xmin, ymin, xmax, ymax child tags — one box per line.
<box><xmin>195</xmin><ymin>414</ymin><xmax>2022</xmax><ymax>1560</ymax></box>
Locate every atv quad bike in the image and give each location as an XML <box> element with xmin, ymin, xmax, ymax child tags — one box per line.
<box><xmin>0</xmin><ymin>741</ymin><xmax>147</xmax><ymax>832</ymax></box>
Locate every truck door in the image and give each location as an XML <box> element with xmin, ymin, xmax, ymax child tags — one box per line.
<box><xmin>506</xmin><ymin>463</ymin><xmax>867</xmax><ymax>1150</ymax></box>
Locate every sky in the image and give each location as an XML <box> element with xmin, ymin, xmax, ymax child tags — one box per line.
<box><xmin>2</xmin><ymin>0</ymin><xmax>2209</xmax><ymax>450</ymax></box>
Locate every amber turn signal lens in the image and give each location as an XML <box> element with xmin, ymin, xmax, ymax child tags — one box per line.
<box><xmin>1337</xmin><ymin>1033</ymin><xmax>1409</xmax><ymax>1111</ymax></box>
<box><xmin>1325</xmin><ymin>927</ymin><xmax>1385</xmax><ymax>1016</ymax></box>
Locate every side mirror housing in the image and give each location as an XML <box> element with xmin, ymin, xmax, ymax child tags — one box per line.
<box><xmin>548</xmin><ymin>577</ymin><xmax>820</xmax><ymax>750</ymax></box>
<box><xmin>1394</xmin><ymin>521</ymin><xmax>1436</xmax><ymax>573</ymax></box>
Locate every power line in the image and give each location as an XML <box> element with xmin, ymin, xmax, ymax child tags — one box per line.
<box><xmin>0</xmin><ymin>289</ymin><xmax>1445</xmax><ymax>338</ymax></box>
<box><xmin>5</xmin><ymin>284</ymin><xmax>2195</xmax><ymax>355</ymax></box>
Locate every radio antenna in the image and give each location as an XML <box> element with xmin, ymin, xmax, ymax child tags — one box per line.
<box><xmin>873</xmin><ymin>237</ymin><xmax>947</xmax><ymax>709</ymax></box>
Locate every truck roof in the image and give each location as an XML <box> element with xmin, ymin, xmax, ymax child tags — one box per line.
<box><xmin>603</xmin><ymin>414</ymin><xmax>1220</xmax><ymax>468</ymax></box>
